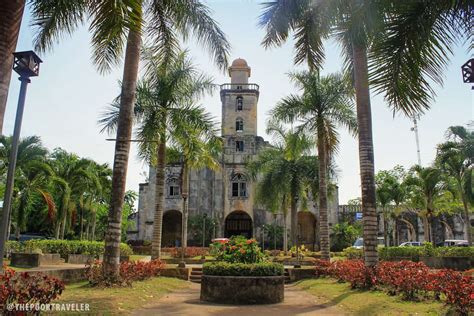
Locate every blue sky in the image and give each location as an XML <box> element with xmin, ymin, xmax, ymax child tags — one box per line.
<box><xmin>4</xmin><ymin>0</ymin><xmax>473</xmax><ymax>204</ymax></box>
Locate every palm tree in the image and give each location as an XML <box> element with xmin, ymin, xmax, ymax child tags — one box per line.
<box><xmin>259</xmin><ymin>0</ymin><xmax>472</xmax><ymax>267</ymax></box>
<box><xmin>0</xmin><ymin>0</ymin><xmax>25</xmax><ymax>134</ymax></box>
<box><xmin>100</xmin><ymin>51</ymin><xmax>216</xmax><ymax>259</ymax></box>
<box><xmin>247</xmin><ymin>123</ymin><xmax>320</xmax><ymax>250</ymax></box>
<box><xmin>270</xmin><ymin>72</ymin><xmax>357</xmax><ymax>261</ymax></box>
<box><xmin>405</xmin><ymin>166</ymin><xmax>446</xmax><ymax>243</ymax></box>
<box><xmin>0</xmin><ymin>135</ymin><xmax>48</xmax><ymax>237</ymax></box>
<box><xmin>375</xmin><ymin>170</ymin><xmax>397</xmax><ymax>247</ymax></box>
<box><xmin>32</xmin><ymin>0</ymin><xmax>230</xmax><ymax>277</ymax></box>
<box><xmin>437</xmin><ymin>126</ymin><xmax>473</xmax><ymax>245</ymax></box>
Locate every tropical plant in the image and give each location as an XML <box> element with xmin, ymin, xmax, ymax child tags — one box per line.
<box><xmin>32</xmin><ymin>0</ymin><xmax>230</xmax><ymax>278</ymax></box>
<box><xmin>247</xmin><ymin>123</ymin><xmax>321</xmax><ymax>252</ymax></box>
<box><xmin>330</xmin><ymin>222</ymin><xmax>361</xmax><ymax>252</ymax></box>
<box><xmin>270</xmin><ymin>72</ymin><xmax>357</xmax><ymax>260</ymax></box>
<box><xmin>99</xmin><ymin>51</ymin><xmax>217</xmax><ymax>259</ymax></box>
<box><xmin>437</xmin><ymin>125</ymin><xmax>473</xmax><ymax>245</ymax></box>
<box><xmin>259</xmin><ymin>0</ymin><xmax>472</xmax><ymax>267</ymax></box>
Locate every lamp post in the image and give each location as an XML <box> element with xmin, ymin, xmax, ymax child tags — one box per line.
<box><xmin>178</xmin><ymin>192</ymin><xmax>188</xmax><ymax>268</ymax></box>
<box><xmin>0</xmin><ymin>51</ymin><xmax>42</xmax><ymax>272</ymax></box>
<box><xmin>294</xmin><ymin>195</ymin><xmax>301</xmax><ymax>269</ymax></box>
<box><xmin>461</xmin><ymin>58</ymin><xmax>474</xmax><ymax>88</ymax></box>
<box><xmin>261</xmin><ymin>225</ymin><xmax>265</xmax><ymax>252</ymax></box>
<box><xmin>201</xmin><ymin>213</ymin><xmax>207</xmax><ymax>260</ymax></box>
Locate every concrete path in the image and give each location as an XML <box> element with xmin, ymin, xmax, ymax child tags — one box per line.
<box><xmin>134</xmin><ymin>283</ymin><xmax>346</xmax><ymax>316</ymax></box>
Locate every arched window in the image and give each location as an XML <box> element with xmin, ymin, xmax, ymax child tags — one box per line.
<box><xmin>167</xmin><ymin>177</ymin><xmax>180</xmax><ymax>197</ymax></box>
<box><xmin>235</xmin><ymin>118</ymin><xmax>244</xmax><ymax>132</ymax></box>
<box><xmin>231</xmin><ymin>173</ymin><xmax>247</xmax><ymax>197</ymax></box>
<box><xmin>236</xmin><ymin>96</ymin><xmax>243</xmax><ymax>111</ymax></box>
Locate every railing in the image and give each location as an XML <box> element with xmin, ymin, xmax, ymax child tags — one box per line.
<box><xmin>220</xmin><ymin>83</ymin><xmax>259</xmax><ymax>91</ymax></box>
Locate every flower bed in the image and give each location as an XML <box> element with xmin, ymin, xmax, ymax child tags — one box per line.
<box><xmin>0</xmin><ymin>265</ymin><xmax>65</xmax><ymax>314</ymax></box>
<box><xmin>379</xmin><ymin>245</ymin><xmax>474</xmax><ymax>261</ymax></box>
<box><xmin>314</xmin><ymin>259</ymin><xmax>474</xmax><ymax>314</ymax></box>
<box><xmin>203</xmin><ymin>262</ymin><xmax>284</xmax><ymax>276</ymax></box>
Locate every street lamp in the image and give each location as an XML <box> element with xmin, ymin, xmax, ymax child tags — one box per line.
<box><xmin>201</xmin><ymin>213</ymin><xmax>207</xmax><ymax>260</ymax></box>
<box><xmin>261</xmin><ymin>225</ymin><xmax>265</xmax><ymax>252</ymax></box>
<box><xmin>461</xmin><ymin>58</ymin><xmax>474</xmax><ymax>88</ymax></box>
<box><xmin>294</xmin><ymin>195</ymin><xmax>301</xmax><ymax>269</ymax></box>
<box><xmin>0</xmin><ymin>51</ymin><xmax>42</xmax><ymax>271</ymax></box>
<box><xmin>178</xmin><ymin>192</ymin><xmax>188</xmax><ymax>268</ymax></box>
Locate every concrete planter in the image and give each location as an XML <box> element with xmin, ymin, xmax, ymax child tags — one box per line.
<box><xmin>10</xmin><ymin>253</ymin><xmax>61</xmax><ymax>268</ymax></box>
<box><xmin>420</xmin><ymin>257</ymin><xmax>472</xmax><ymax>271</ymax></box>
<box><xmin>97</xmin><ymin>255</ymin><xmax>130</xmax><ymax>262</ymax></box>
<box><xmin>200</xmin><ymin>275</ymin><xmax>284</xmax><ymax>304</ymax></box>
<box><xmin>66</xmin><ymin>254</ymin><xmax>96</xmax><ymax>264</ymax></box>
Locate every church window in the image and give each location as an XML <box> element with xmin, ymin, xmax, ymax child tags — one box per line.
<box><xmin>236</xmin><ymin>140</ymin><xmax>244</xmax><ymax>152</ymax></box>
<box><xmin>236</xmin><ymin>118</ymin><xmax>244</xmax><ymax>132</ymax></box>
<box><xmin>231</xmin><ymin>173</ymin><xmax>247</xmax><ymax>197</ymax></box>
<box><xmin>236</xmin><ymin>97</ymin><xmax>243</xmax><ymax>111</ymax></box>
<box><xmin>167</xmin><ymin>177</ymin><xmax>180</xmax><ymax>197</ymax></box>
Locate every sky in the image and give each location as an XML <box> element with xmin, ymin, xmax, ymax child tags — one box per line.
<box><xmin>4</xmin><ymin>0</ymin><xmax>473</xmax><ymax>204</ymax></box>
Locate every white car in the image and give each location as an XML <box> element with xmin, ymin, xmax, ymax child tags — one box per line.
<box><xmin>352</xmin><ymin>237</ymin><xmax>385</xmax><ymax>249</ymax></box>
<box><xmin>443</xmin><ymin>239</ymin><xmax>468</xmax><ymax>247</ymax></box>
<box><xmin>399</xmin><ymin>241</ymin><xmax>422</xmax><ymax>247</ymax></box>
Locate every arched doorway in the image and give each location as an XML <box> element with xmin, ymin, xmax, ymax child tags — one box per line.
<box><xmin>225</xmin><ymin>211</ymin><xmax>252</xmax><ymax>238</ymax></box>
<box><xmin>298</xmin><ymin>211</ymin><xmax>317</xmax><ymax>251</ymax></box>
<box><xmin>162</xmin><ymin>210</ymin><xmax>182</xmax><ymax>247</ymax></box>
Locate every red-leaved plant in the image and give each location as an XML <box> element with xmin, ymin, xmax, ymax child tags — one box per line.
<box><xmin>376</xmin><ymin>261</ymin><xmax>430</xmax><ymax>299</ymax></box>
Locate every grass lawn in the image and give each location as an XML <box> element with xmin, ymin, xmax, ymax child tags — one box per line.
<box><xmin>298</xmin><ymin>278</ymin><xmax>450</xmax><ymax>316</ymax></box>
<box><xmin>129</xmin><ymin>254</ymin><xmax>149</xmax><ymax>261</ymax></box>
<box><xmin>52</xmin><ymin>277</ymin><xmax>188</xmax><ymax>315</ymax></box>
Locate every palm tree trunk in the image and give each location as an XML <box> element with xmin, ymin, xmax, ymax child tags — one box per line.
<box><xmin>461</xmin><ymin>197</ymin><xmax>472</xmax><ymax>245</ymax></box>
<box><xmin>283</xmin><ymin>211</ymin><xmax>288</xmax><ymax>253</ymax></box>
<box><xmin>103</xmin><ymin>28</ymin><xmax>141</xmax><ymax>278</ymax></box>
<box><xmin>181</xmin><ymin>163</ymin><xmax>189</xmax><ymax>249</ymax></box>
<box><xmin>352</xmin><ymin>43</ymin><xmax>378</xmax><ymax>267</ymax></box>
<box><xmin>383</xmin><ymin>213</ymin><xmax>388</xmax><ymax>247</ymax></box>
<box><xmin>151</xmin><ymin>138</ymin><xmax>166</xmax><ymax>259</ymax></box>
<box><xmin>0</xmin><ymin>0</ymin><xmax>25</xmax><ymax>135</ymax></box>
<box><xmin>317</xmin><ymin>128</ymin><xmax>330</xmax><ymax>261</ymax></box>
<box><xmin>422</xmin><ymin>215</ymin><xmax>430</xmax><ymax>242</ymax></box>
<box><xmin>79</xmin><ymin>206</ymin><xmax>84</xmax><ymax>240</ymax></box>
<box><xmin>290</xmin><ymin>194</ymin><xmax>298</xmax><ymax>247</ymax></box>
<box><xmin>91</xmin><ymin>211</ymin><xmax>97</xmax><ymax>241</ymax></box>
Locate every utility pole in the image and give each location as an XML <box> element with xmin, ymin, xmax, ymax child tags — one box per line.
<box><xmin>411</xmin><ymin>115</ymin><xmax>422</xmax><ymax>166</ymax></box>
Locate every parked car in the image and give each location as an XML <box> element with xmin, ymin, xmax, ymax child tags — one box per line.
<box><xmin>399</xmin><ymin>241</ymin><xmax>422</xmax><ymax>247</ymax></box>
<box><xmin>352</xmin><ymin>237</ymin><xmax>385</xmax><ymax>249</ymax></box>
<box><xmin>442</xmin><ymin>239</ymin><xmax>468</xmax><ymax>247</ymax></box>
<box><xmin>211</xmin><ymin>238</ymin><xmax>229</xmax><ymax>244</ymax></box>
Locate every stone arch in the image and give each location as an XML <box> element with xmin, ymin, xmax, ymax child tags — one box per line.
<box><xmin>297</xmin><ymin>211</ymin><xmax>317</xmax><ymax>251</ymax></box>
<box><xmin>225</xmin><ymin>211</ymin><xmax>253</xmax><ymax>238</ymax></box>
<box><xmin>162</xmin><ymin>210</ymin><xmax>182</xmax><ymax>248</ymax></box>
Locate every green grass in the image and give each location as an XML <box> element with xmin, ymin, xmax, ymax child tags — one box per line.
<box><xmin>298</xmin><ymin>278</ymin><xmax>449</xmax><ymax>316</ymax></box>
<box><xmin>51</xmin><ymin>277</ymin><xmax>188</xmax><ymax>315</ymax></box>
<box><xmin>129</xmin><ymin>254</ymin><xmax>149</xmax><ymax>261</ymax></box>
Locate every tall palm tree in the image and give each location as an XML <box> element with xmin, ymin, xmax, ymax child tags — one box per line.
<box><xmin>375</xmin><ymin>170</ymin><xmax>397</xmax><ymax>247</ymax></box>
<box><xmin>99</xmin><ymin>51</ymin><xmax>216</xmax><ymax>259</ymax></box>
<box><xmin>270</xmin><ymin>73</ymin><xmax>357</xmax><ymax>261</ymax></box>
<box><xmin>0</xmin><ymin>0</ymin><xmax>25</xmax><ymax>134</ymax></box>
<box><xmin>247</xmin><ymin>123</ymin><xmax>320</xmax><ymax>249</ymax></box>
<box><xmin>405</xmin><ymin>166</ymin><xmax>446</xmax><ymax>243</ymax></box>
<box><xmin>437</xmin><ymin>126</ymin><xmax>473</xmax><ymax>245</ymax></box>
<box><xmin>32</xmin><ymin>0</ymin><xmax>230</xmax><ymax>277</ymax></box>
<box><xmin>259</xmin><ymin>0</ymin><xmax>472</xmax><ymax>267</ymax></box>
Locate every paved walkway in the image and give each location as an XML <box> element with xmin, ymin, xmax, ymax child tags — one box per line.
<box><xmin>134</xmin><ymin>283</ymin><xmax>345</xmax><ymax>315</ymax></box>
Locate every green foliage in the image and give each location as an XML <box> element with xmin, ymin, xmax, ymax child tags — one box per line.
<box><xmin>289</xmin><ymin>245</ymin><xmax>309</xmax><ymax>259</ymax></box>
<box><xmin>203</xmin><ymin>261</ymin><xmax>284</xmax><ymax>276</ymax></box>
<box><xmin>188</xmin><ymin>214</ymin><xmax>216</xmax><ymax>246</ymax></box>
<box><xmin>342</xmin><ymin>247</ymin><xmax>363</xmax><ymax>259</ymax></box>
<box><xmin>4</xmin><ymin>241</ymin><xmax>22</xmax><ymax>255</ymax></box>
<box><xmin>379</xmin><ymin>245</ymin><xmax>474</xmax><ymax>260</ymax></box>
<box><xmin>263</xmin><ymin>223</ymin><xmax>284</xmax><ymax>249</ymax></box>
<box><xmin>330</xmin><ymin>222</ymin><xmax>361</xmax><ymax>252</ymax></box>
<box><xmin>212</xmin><ymin>236</ymin><xmax>265</xmax><ymax>264</ymax></box>
<box><xmin>22</xmin><ymin>240</ymin><xmax>133</xmax><ymax>258</ymax></box>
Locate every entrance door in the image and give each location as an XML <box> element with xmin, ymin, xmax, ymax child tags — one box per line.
<box><xmin>162</xmin><ymin>210</ymin><xmax>182</xmax><ymax>247</ymax></box>
<box><xmin>225</xmin><ymin>211</ymin><xmax>252</xmax><ymax>238</ymax></box>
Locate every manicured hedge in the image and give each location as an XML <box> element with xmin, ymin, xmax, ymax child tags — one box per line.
<box><xmin>203</xmin><ymin>261</ymin><xmax>284</xmax><ymax>276</ymax></box>
<box><xmin>379</xmin><ymin>246</ymin><xmax>474</xmax><ymax>261</ymax></box>
<box><xmin>22</xmin><ymin>240</ymin><xmax>133</xmax><ymax>258</ymax></box>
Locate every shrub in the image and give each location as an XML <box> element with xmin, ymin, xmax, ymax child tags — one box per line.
<box><xmin>212</xmin><ymin>236</ymin><xmax>264</xmax><ymax>263</ymax></box>
<box><xmin>376</xmin><ymin>261</ymin><xmax>430</xmax><ymax>300</ymax></box>
<box><xmin>289</xmin><ymin>245</ymin><xmax>309</xmax><ymax>258</ymax></box>
<box><xmin>314</xmin><ymin>259</ymin><xmax>331</xmax><ymax>277</ymax></box>
<box><xmin>329</xmin><ymin>260</ymin><xmax>374</xmax><ymax>289</ymax></box>
<box><xmin>0</xmin><ymin>265</ymin><xmax>65</xmax><ymax>314</ymax></box>
<box><xmin>341</xmin><ymin>247</ymin><xmax>363</xmax><ymax>259</ymax></box>
<box><xmin>203</xmin><ymin>261</ymin><xmax>284</xmax><ymax>276</ymax></box>
<box><xmin>86</xmin><ymin>259</ymin><xmax>165</xmax><ymax>287</ymax></box>
<box><xmin>4</xmin><ymin>241</ymin><xmax>22</xmax><ymax>257</ymax></box>
<box><xmin>22</xmin><ymin>240</ymin><xmax>133</xmax><ymax>258</ymax></box>
<box><xmin>161</xmin><ymin>247</ymin><xmax>209</xmax><ymax>258</ymax></box>
<box><xmin>379</xmin><ymin>245</ymin><xmax>474</xmax><ymax>261</ymax></box>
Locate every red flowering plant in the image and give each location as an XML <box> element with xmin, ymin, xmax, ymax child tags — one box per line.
<box><xmin>212</xmin><ymin>236</ymin><xmax>264</xmax><ymax>263</ymax></box>
<box><xmin>314</xmin><ymin>259</ymin><xmax>331</xmax><ymax>277</ymax></box>
<box><xmin>376</xmin><ymin>261</ymin><xmax>430</xmax><ymax>300</ymax></box>
<box><xmin>0</xmin><ymin>265</ymin><xmax>65</xmax><ymax>314</ymax></box>
<box><xmin>328</xmin><ymin>260</ymin><xmax>375</xmax><ymax>289</ymax></box>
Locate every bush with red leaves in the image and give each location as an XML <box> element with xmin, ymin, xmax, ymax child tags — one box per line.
<box><xmin>376</xmin><ymin>261</ymin><xmax>430</xmax><ymax>299</ymax></box>
<box><xmin>314</xmin><ymin>259</ymin><xmax>331</xmax><ymax>277</ymax></box>
<box><xmin>86</xmin><ymin>259</ymin><xmax>165</xmax><ymax>287</ymax></box>
<box><xmin>327</xmin><ymin>259</ymin><xmax>374</xmax><ymax>289</ymax></box>
<box><xmin>0</xmin><ymin>265</ymin><xmax>64</xmax><ymax>314</ymax></box>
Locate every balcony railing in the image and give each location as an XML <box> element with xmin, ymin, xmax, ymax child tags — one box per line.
<box><xmin>220</xmin><ymin>83</ymin><xmax>259</xmax><ymax>91</ymax></box>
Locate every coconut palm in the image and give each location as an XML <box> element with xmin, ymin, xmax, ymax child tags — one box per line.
<box><xmin>99</xmin><ymin>50</ymin><xmax>216</xmax><ymax>259</ymax></box>
<box><xmin>247</xmin><ymin>123</ymin><xmax>321</xmax><ymax>250</ymax></box>
<box><xmin>437</xmin><ymin>126</ymin><xmax>473</xmax><ymax>245</ymax></box>
<box><xmin>0</xmin><ymin>0</ymin><xmax>26</xmax><ymax>134</ymax></box>
<box><xmin>32</xmin><ymin>0</ymin><xmax>229</xmax><ymax>277</ymax></box>
<box><xmin>259</xmin><ymin>0</ymin><xmax>472</xmax><ymax>267</ymax></box>
<box><xmin>405</xmin><ymin>165</ymin><xmax>446</xmax><ymax>243</ymax></box>
<box><xmin>270</xmin><ymin>72</ymin><xmax>357</xmax><ymax>260</ymax></box>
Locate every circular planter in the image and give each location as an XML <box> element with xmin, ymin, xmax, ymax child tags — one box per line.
<box><xmin>200</xmin><ymin>275</ymin><xmax>284</xmax><ymax>304</ymax></box>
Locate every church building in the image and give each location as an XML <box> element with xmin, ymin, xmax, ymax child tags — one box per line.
<box><xmin>127</xmin><ymin>58</ymin><xmax>340</xmax><ymax>250</ymax></box>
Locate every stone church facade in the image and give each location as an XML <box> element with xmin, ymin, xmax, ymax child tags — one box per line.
<box><xmin>127</xmin><ymin>58</ymin><xmax>340</xmax><ymax>250</ymax></box>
